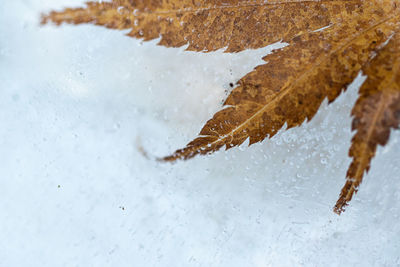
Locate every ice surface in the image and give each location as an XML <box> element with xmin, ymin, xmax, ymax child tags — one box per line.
<box><xmin>0</xmin><ymin>1</ymin><xmax>399</xmax><ymax>266</ymax></box>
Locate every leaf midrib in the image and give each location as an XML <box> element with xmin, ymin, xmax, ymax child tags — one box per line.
<box><xmin>140</xmin><ymin>0</ymin><xmax>359</xmax><ymax>15</ymax></box>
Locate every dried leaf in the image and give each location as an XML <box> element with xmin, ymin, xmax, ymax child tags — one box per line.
<box><xmin>334</xmin><ymin>32</ymin><xmax>400</xmax><ymax>214</ymax></box>
<box><xmin>42</xmin><ymin>0</ymin><xmax>362</xmax><ymax>52</ymax></box>
<box><xmin>42</xmin><ymin>0</ymin><xmax>400</xmax><ymax>213</ymax></box>
<box><xmin>163</xmin><ymin>4</ymin><xmax>398</xmax><ymax>161</ymax></box>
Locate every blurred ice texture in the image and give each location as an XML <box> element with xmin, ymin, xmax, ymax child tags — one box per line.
<box><xmin>0</xmin><ymin>1</ymin><xmax>399</xmax><ymax>266</ymax></box>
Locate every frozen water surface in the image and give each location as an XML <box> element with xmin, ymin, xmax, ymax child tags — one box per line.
<box><xmin>1</xmin><ymin>0</ymin><xmax>399</xmax><ymax>266</ymax></box>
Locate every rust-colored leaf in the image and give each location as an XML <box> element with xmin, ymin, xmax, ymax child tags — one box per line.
<box><xmin>42</xmin><ymin>0</ymin><xmax>362</xmax><ymax>52</ymax></box>
<box><xmin>334</xmin><ymin>32</ymin><xmax>400</xmax><ymax>214</ymax></box>
<box><xmin>42</xmin><ymin>0</ymin><xmax>400</xmax><ymax>213</ymax></box>
<box><xmin>163</xmin><ymin>4</ymin><xmax>398</xmax><ymax>161</ymax></box>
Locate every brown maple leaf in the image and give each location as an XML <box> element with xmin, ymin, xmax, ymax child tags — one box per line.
<box><xmin>42</xmin><ymin>0</ymin><xmax>400</xmax><ymax>214</ymax></box>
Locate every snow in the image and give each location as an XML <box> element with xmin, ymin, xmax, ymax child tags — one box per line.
<box><xmin>1</xmin><ymin>0</ymin><xmax>400</xmax><ymax>266</ymax></box>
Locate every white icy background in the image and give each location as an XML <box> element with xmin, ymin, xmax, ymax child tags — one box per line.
<box><xmin>1</xmin><ymin>0</ymin><xmax>400</xmax><ymax>266</ymax></box>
